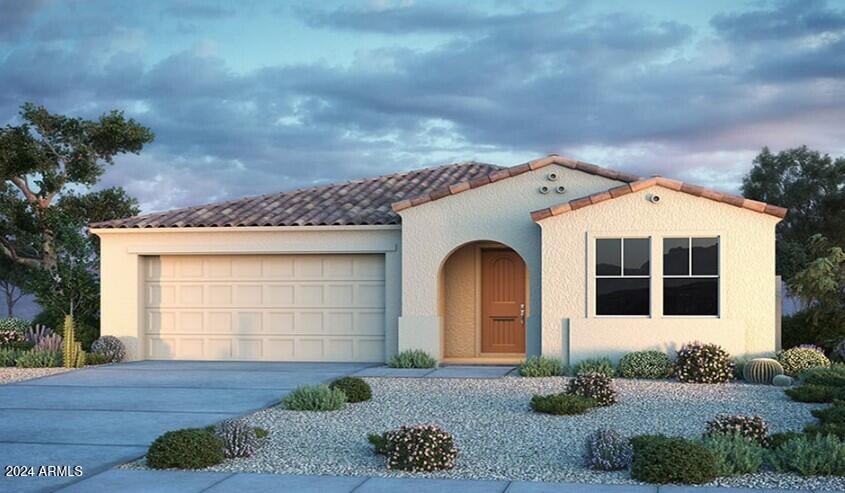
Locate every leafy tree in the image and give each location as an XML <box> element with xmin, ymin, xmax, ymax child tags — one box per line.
<box><xmin>741</xmin><ymin>146</ymin><xmax>845</xmax><ymax>278</ymax></box>
<box><xmin>0</xmin><ymin>256</ymin><xmax>28</xmax><ymax>317</ymax></box>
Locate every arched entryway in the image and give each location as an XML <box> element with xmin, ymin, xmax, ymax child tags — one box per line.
<box><xmin>439</xmin><ymin>240</ymin><xmax>529</xmax><ymax>363</ymax></box>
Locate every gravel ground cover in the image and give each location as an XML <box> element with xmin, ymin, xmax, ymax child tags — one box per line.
<box><xmin>0</xmin><ymin>367</ymin><xmax>73</xmax><ymax>384</ymax></box>
<box><xmin>127</xmin><ymin>377</ymin><xmax>845</xmax><ymax>490</ymax></box>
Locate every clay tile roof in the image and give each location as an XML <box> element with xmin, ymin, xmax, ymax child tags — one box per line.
<box><xmin>531</xmin><ymin>176</ymin><xmax>788</xmax><ymax>222</ymax></box>
<box><xmin>90</xmin><ymin>162</ymin><xmax>502</xmax><ymax>228</ymax></box>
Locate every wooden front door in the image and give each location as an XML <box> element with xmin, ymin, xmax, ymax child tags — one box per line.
<box><xmin>481</xmin><ymin>249</ymin><xmax>526</xmax><ymax>353</ymax></box>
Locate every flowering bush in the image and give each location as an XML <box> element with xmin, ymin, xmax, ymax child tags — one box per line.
<box><xmin>90</xmin><ymin>336</ymin><xmax>126</xmax><ymax>363</ymax></box>
<box><xmin>674</xmin><ymin>342</ymin><xmax>734</xmax><ymax>383</ymax></box>
<box><xmin>705</xmin><ymin>414</ymin><xmax>769</xmax><ymax>445</ymax></box>
<box><xmin>777</xmin><ymin>346</ymin><xmax>831</xmax><ymax>377</ymax></box>
<box><xmin>0</xmin><ymin>330</ymin><xmax>28</xmax><ymax>348</ymax></box>
<box><xmin>215</xmin><ymin>419</ymin><xmax>260</xmax><ymax>458</ymax></box>
<box><xmin>565</xmin><ymin>372</ymin><xmax>616</xmax><ymax>406</ymax></box>
<box><xmin>381</xmin><ymin>424</ymin><xmax>458</xmax><ymax>472</ymax></box>
<box><xmin>36</xmin><ymin>334</ymin><xmax>63</xmax><ymax>353</ymax></box>
<box><xmin>618</xmin><ymin>350</ymin><xmax>674</xmax><ymax>379</ymax></box>
<box><xmin>584</xmin><ymin>429</ymin><xmax>632</xmax><ymax>471</ymax></box>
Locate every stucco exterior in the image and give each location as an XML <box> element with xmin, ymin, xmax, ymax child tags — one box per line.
<box><xmin>537</xmin><ymin>186</ymin><xmax>781</xmax><ymax>365</ymax></box>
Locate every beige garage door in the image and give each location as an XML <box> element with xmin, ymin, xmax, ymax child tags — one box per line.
<box><xmin>144</xmin><ymin>254</ymin><xmax>385</xmax><ymax>362</ymax></box>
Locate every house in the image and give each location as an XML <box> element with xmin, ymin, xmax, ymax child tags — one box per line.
<box><xmin>90</xmin><ymin>155</ymin><xmax>786</xmax><ymax>365</ymax></box>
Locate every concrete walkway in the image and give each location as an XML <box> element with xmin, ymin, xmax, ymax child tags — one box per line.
<box><xmin>0</xmin><ymin>361</ymin><xmax>373</xmax><ymax>493</ymax></box>
<box><xmin>53</xmin><ymin>470</ymin><xmax>833</xmax><ymax>493</ymax></box>
<box><xmin>350</xmin><ymin>365</ymin><xmax>516</xmax><ymax>378</ymax></box>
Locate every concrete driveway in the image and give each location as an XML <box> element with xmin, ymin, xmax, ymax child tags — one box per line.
<box><xmin>0</xmin><ymin>361</ymin><xmax>372</xmax><ymax>493</ymax></box>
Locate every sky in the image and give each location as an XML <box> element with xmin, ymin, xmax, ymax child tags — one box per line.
<box><xmin>1</xmin><ymin>0</ymin><xmax>844</xmax><ymax>213</ymax></box>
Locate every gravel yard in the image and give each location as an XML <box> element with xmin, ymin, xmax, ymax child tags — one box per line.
<box><xmin>0</xmin><ymin>367</ymin><xmax>73</xmax><ymax>384</ymax></box>
<box><xmin>130</xmin><ymin>376</ymin><xmax>845</xmax><ymax>490</ymax></box>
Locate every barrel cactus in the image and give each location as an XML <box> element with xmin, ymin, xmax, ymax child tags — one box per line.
<box><xmin>743</xmin><ymin>358</ymin><xmax>784</xmax><ymax>384</ymax></box>
<box><xmin>772</xmin><ymin>375</ymin><xmax>794</xmax><ymax>387</ymax></box>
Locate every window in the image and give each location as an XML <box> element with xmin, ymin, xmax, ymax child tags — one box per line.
<box><xmin>663</xmin><ymin>237</ymin><xmax>719</xmax><ymax>316</ymax></box>
<box><xmin>595</xmin><ymin>238</ymin><xmax>650</xmax><ymax>316</ymax></box>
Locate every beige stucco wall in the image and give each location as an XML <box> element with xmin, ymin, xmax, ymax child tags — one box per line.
<box><xmin>397</xmin><ymin>164</ymin><xmax>623</xmax><ymax>359</ymax></box>
<box><xmin>442</xmin><ymin>243</ymin><xmax>477</xmax><ymax>358</ymax></box>
<box><xmin>93</xmin><ymin>226</ymin><xmax>402</xmax><ymax>361</ymax></box>
<box><xmin>538</xmin><ymin>186</ymin><xmax>781</xmax><ymax>365</ymax></box>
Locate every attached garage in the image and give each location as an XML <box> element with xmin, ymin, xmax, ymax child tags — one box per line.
<box><xmin>143</xmin><ymin>254</ymin><xmax>386</xmax><ymax>362</ymax></box>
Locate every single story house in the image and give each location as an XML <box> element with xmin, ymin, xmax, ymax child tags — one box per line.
<box><xmin>90</xmin><ymin>155</ymin><xmax>786</xmax><ymax>365</ymax></box>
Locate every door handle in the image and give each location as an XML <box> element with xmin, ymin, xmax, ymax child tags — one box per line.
<box><xmin>519</xmin><ymin>304</ymin><xmax>525</xmax><ymax>325</ymax></box>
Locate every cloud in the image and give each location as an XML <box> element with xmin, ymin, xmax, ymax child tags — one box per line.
<box><xmin>0</xmin><ymin>0</ymin><xmax>47</xmax><ymax>42</ymax></box>
<box><xmin>711</xmin><ymin>0</ymin><xmax>845</xmax><ymax>42</ymax></box>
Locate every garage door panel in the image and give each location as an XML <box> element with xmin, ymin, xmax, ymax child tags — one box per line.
<box><xmin>145</xmin><ymin>254</ymin><xmax>385</xmax><ymax>362</ymax></box>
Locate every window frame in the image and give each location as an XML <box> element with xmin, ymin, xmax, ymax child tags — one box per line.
<box><xmin>593</xmin><ymin>237</ymin><xmax>652</xmax><ymax>318</ymax></box>
<box><xmin>662</xmin><ymin>236</ymin><xmax>720</xmax><ymax>318</ymax></box>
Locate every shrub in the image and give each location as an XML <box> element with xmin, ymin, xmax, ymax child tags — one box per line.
<box><xmin>215</xmin><ymin>419</ymin><xmax>260</xmax><ymax>458</ymax></box>
<box><xmin>0</xmin><ymin>330</ymin><xmax>27</xmax><ymax>348</ymax></box>
<box><xmin>24</xmin><ymin>325</ymin><xmax>54</xmax><ymax>345</ymax></box>
<box><xmin>801</xmin><ymin>364</ymin><xmax>845</xmax><ymax>387</ymax></box>
<box><xmin>15</xmin><ymin>350</ymin><xmax>62</xmax><ymax>368</ymax></box>
<box><xmin>282</xmin><ymin>384</ymin><xmax>346</xmax><ymax>411</ymax></box>
<box><xmin>834</xmin><ymin>340</ymin><xmax>845</xmax><ymax>362</ymax></box>
<box><xmin>329</xmin><ymin>377</ymin><xmax>372</xmax><ymax>403</ymax></box>
<box><xmin>381</xmin><ymin>424</ymin><xmax>457</xmax><ymax>472</ymax></box>
<box><xmin>0</xmin><ymin>348</ymin><xmax>21</xmax><ymax>367</ymax></box>
<box><xmin>777</xmin><ymin>346</ymin><xmax>831</xmax><ymax>377</ymax></box>
<box><xmin>35</xmin><ymin>334</ymin><xmax>63</xmax><ymax>353</ymax></box>
<box><xmin>618</xmin><ymin>351</ymin><xmax>673</xmax><ymax>379</ymax></box>
<box><xmin>84</xmin><ymin>352</ymin><xmax>112</xmax><ymax>366</ymax></box>
<box><xmin>768</xmin><ymin>431</ymin><xmax>805</xmax><ymax>450</ymax></box>
<box><xmin>807</xmin><ymin>400</ymin><xmax>845</xmax><ymax>439</ymax></box>
<box><xmin>518</xmin><ymin>355</ymin><xmax>564</xmax><ymax>377</ymax></box>
<box><xmin>701</xmin><ymin>433</ymin><xmax>766</xmax><ymax>476</ymax></box>
<box><xmin>785</xmin><ymin>384</ymin><xmax>845</xmax><ymax>403</ymax></box>
<box><xmin>674</xmin><ymin>342</ymin><xmax>734</xmax><ymax>383</ymax></box>
<box><xmin>704</xmin><ymin>414</ymin><xmax>769</xmax><ymax>445</ymax></box>
<box><xmin>574</xmin><ymin>357</ymin><xmax>616</xmax><ymax>378</ymax></box>
<box><xmin>146</xmin><ymin>428</ymin><xmax>225</xmax><ymax>469</ymax></box>
<box><xmin>565</xmin><ymin>372</ymin><xmax>616</xmax><ymax>406</ymax></box>
<box><xmin>0</xmin><ymin>318</ymin><xmax>30</xmax><ymax>333</ymax></box>
<box><xmin>770</xmin><ymin>434</ymin><xmax>845</xmax><ymax>476</ymax></box>
<box><xmin>254</xmin><ymin>427</ymin><xmax>269</xmax><ymax>439</ymax></box>
<box><xmin>89</xmin><ymin>336</ymin><xmax>126</xmax><ymax>363</ymax></box>
<box><xmin>531</xmin><ymin>393</ymin><xmax>597</xmax><ymax>415</ymax></box>
<box><xmin>388</xmin><ymin>349</ymin><xmax>437</xmax><ymax>369</ymax></box>
<box><xmin>368</xmin><ymin>432</ymin><xmax>388</xmax><ymax>454</ymax></box>
<box><xmin>631</xmin><ymin>435</ymin><xmax>718</xmax><ymax>484</ymax></box>
<box><xmin>584</xmin><ymin>429</ymin><xmax>633</xmax><ymax>471</ymax></box>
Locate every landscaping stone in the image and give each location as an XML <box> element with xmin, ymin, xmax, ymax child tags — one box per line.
<box><xmin>0</xmin><ymin>367</ymin><xmax>72</xmax><ymax>384</ymax></box>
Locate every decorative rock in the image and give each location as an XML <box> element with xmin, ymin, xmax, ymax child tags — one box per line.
<box><xmin>743</xmin><ymin>358</ymin><xmax>784</xmax><ymax>384</ymax></box>
<box><xmin>772</xmin><ymin>374</ymin><xmax>793</xmax><ymax>387</ymax></box>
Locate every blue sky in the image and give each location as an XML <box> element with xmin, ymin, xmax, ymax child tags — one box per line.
<box><xmin>1</xmin><ymin>0</ymin><xmax>844</xmax><ymax>213</ymax></box>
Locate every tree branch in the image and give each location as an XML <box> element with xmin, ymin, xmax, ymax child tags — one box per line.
<box><xmin>9</xmin><ymin>176</ymin><xmax>38</xmax><ymax>204</ymax></box>
<box><xmin>0</xmin><ymin>236</ymin><xmax>41</xmax><ymax>269</ymax></box>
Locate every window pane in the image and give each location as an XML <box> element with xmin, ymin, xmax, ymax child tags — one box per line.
<box><xmin>597</xmin><ymin>278</ymin><xmax>650</xmax><ymax>315</ymax></box>
<box><xmin>692</xmin><ymin>237</ymin><xmax>719</xmax><ymax>276</ymax></box>
<box><xmin>663</xmin><ymin>278</ymin><xmax>718</xmax><ymax>316</ymax></box>
<box><xmin>596</xmin><ymin>239</ymin><xmax>621</xmax><ymax>276</ymax></box>
<box><xmin>663</xmin><ymin>238</ymin><xmax>689</xmax><ymax>275</ymax></box>
<box><xmin>624</xmin><ymin>238</ymin><xmax>650</xmax><ymax>275</ymax></box>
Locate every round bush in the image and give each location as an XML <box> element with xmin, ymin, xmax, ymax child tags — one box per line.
<box><xmin>282</xmin><ymin>384</ymin><xmax>346</xmax><ymax>411</ymax></box>
<box><xmin>388</xmin><ymin>349</ymin><xmax>437</xmax><ymax>369</ymax></box>
<box><xmin>574</xmin><ymin>357</ymin><xmax>615</xmax><ymax>378</ymax></box>
<box><xmin>631</xmin><ymin>435</ymin><xmax>718</xmax><ymax>484</ymax></box>
<box><xmin>585</xmin><ymin>429</ymin><xmax>633</xmax><ymax>471</ymax></box>
<box><xmin>565</xmin><ymin>372</ymin><xmax>616</xmax><ymax>406</ymax></box>
<box><xmin>777</xmin><ymin>347</ymin><xmax>831</xmax><ymax>377</ymax></box>
<box><xmin>90</xmin><ymin>336</ymin><xmax>126</xmax><ymax>363</ymax></box>
<box><xmin>618</xmin><ymin>351</ymin><xmax>674</xmax><ymax>379</ymax></box>
<box><xmin>329</xmin><ymin>377</ymin><xmax>372</xmax><ymax>403</ymax></box>
<box><xmin>382</xmin><ymin>424</ymin><xmax>458</xmax><ymax>472</ymax></box>
<box><xmin>531</xmin><ymin>393</ymin><xmax>597</xmax><ymax>415</ymax></box>
<box><xmin>704</xmin><ymin>414</ymin><xmax>769</xmax><ymax>445</ymax></box>
<box><xmin>518</xmin><ymin>355</ymin><xmax>563</xmax><ymax>377</ymax></box>
<box><xmin>0</xmin><ymin>330</ymin><xmax>27</xmax><ymax>349</ymax></box>
<box><xmin>216</xmin><ymin>419</ymin><xmax>260</xmax><ymax>458</ymax></box>
<box><xmin>675</xmin><ymin>341</ymin><xmax>734</xmax><ymax>383</ymax></box>
<box><xmin>146</xmin><ymin>428</ymin><xmax>224</xmax><ymax>469</ymax></box>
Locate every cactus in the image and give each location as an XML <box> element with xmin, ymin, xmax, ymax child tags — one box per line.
<box><xmin>62</xmin><ymin>315</ymin><xmax>80</xmax><ymax>368</ymax></box>
<box><xmin>773</xmin><ymin>374</ymin><xmax>794</xmax><ymax>387</ymax></box>
<box><xmin>75</xmin><ymin>348</ymin><xmax>87</xmax><ymax>368</ymax></box>
<box><xmin>743</xmin><ymin>358</ymin><xmax>784</xmax><ymax>384</ymax></box>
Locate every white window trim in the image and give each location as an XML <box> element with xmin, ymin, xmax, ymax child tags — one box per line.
<box><xmin>592</xmin><ymin>237</ymin><xmax>652</xmax><ymax>318</ymax></box>
<box><xmin>661</xmin><ymin>236</ymin><xmax>721</xmax><ymax>318</ymax></box>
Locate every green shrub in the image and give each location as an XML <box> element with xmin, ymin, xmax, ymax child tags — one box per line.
<box><xmin>777</xmin><ymin>347</ymin><xmax>831</xmax><ymax>377</ymax></box>
<box><xmin>805</xmin><ymin>422</ymin><xmax>845</xmax><ymax>439</ymax></box>
<box><xmin>631</xmin><ymin>435</ymin><xmax>718</xmax><ymax>484</ymax></box>
<box><xmin>675</xmin><ymin>341</ymin><xmax>734</xmax><ymax>383</ymax></box>
<box><xmin>574</xmin><ymin>357</ymin><xmax>615</xmax><ymax>378</ymax></box>
<box><xmin>84</xmin><ymin>352</ymin><xmax>112</xmax><ymax>366</ymax></box>
<box><xmin>329</xmin><ymin>377</ymin><xmax>372</xmax><ymax>403</ymax></box>
<box><xmin>254</xmin><ymin>427</ymin><xmax>269</xmax><ymax>439</ymax></box>
<box><xmin>15</xmin><ymin>350</ymin><xmax>62</xmax><ymax>368</ymax></box>
<box><xmin>530</xmin><ymin>393</ymin><xmax>597</xmax><ymax>415</ymax></box>
<box><xmin>282</xmin><ymin>384</ymin><xmax>346</xmax><ymax>411</ymax></box>
<box><xmin>702</xmin><ymin>433</ymin><xmax>766</xmax><ymax>476</ymax></box>
<box><xmin>0</xmin><ymin>348</ymin><xmax>21</xmax><ymax>367</ymax></box>
<box><xmin>785</xmin><ymin>384</ymin><xmax>845</xmax><ymax>403</ymax></box>
<box><xmin>0</xmin><ymin>318</ymin><xmax>31</xmax><ymax>333</ymax></box>
<box><xmin>565</xmin><ymin>372</ymin><xmax>616</xmax><ymax>406</ymax></box>
<box><xmin>146</xmin><ymin>428</ymin><xmax>224</xmax><ymax>469</ymax></box>
<box><xmin>368</xmin><ymin>432</ymin><xmax>388</xmax><ymax>454</ymax></box>
<box><xmin>618</xmin><ymin>351</ymin><xmax>673</xmax><ymax>379</ymax></box>
<box><xmin>518</xmin><ymin>355</ymin><xmax>564</xmax><ymax>377</ymax></box>
<box><xmin>768</xmin><ymin>431</ymin><xmax>806</xmax><ymax>450</ymax></box>
<box><xmin>812</xmin><ymin>401</ymin><xmax>845</xmax><ymax>426</ymax></box>
<box><xmin>388</xmin><ymin>349</ymin><xmax>437</xmax><ymax>369</ymax></box>
<box><xmin>381</xmin><ymin>424</ymin><xmax>457</xmax><ymax>472</ymax></box>
<box><xmin>770</xmin><ymin>433</ymin><xmax>845</xmax><ymax>476</ymax></box>
<box><xmin>801</xmin><ymin>364</ymin><xmax>845</xmax><ymax>387</ymax></box>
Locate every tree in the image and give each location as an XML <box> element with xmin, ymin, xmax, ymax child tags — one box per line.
<box><xmin>741</xmin><ymin>146</ymin><xmax>845</xmax><ymax>278</ymax></box>
<box><xmin>0</xmin><ymin>102</ymin><xmax>153</xmax><ymax>269</ymax></box>
<box><xmin>0</xmin><ymin>256</ymin><xmax>28</xmax><ymax>317</ymax></box>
